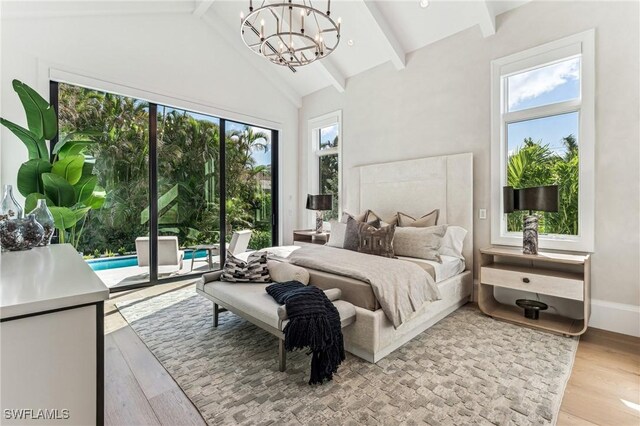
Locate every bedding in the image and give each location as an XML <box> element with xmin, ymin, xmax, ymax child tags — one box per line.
<box><xmin>288</xmin><ymin>245</ymin><xmax>441</xmax><ymax>328</ymax></box>
<box><xmin>393</xmin><ymin>225</ymin><xmax>447</xmax><ymax>262</ymax></box>
<box><xmin>399</xmin><ymin>255</ymin><xmax>465</xmax><ymax>283</ymax></box>
<box><xmin>397</xmin><ymin>209</ymin><xmax>440</xmax><ymax>227</ymax></box>
<box><xmin>326</xmin><ymin>220</ymin><xmax>347</xmax><ymax>248</ymax></box>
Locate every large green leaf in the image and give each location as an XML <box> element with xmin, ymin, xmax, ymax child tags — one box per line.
<box><xmin>55</xmin><ymin>140</ymin><xmax>95</xmax><ymax>160</ymax></box>
<box><xmin>74</xmin><ymin>176</ymin><xmax>98</xmax><ymax>204</ymax></box>
<box><xmin>12</xmin><ymin>80</ymin><xmax>58</xmax><ymax>140</ymax></box>
<box><xmin>51</xmin><ymin>155</ymin><xmax>84</xmax><ymax>185</ymax></box>
<box><xmin>48</xmin><ymin>206</ymin><xmax>78</xmax><ymax>230</ymax></box>
<box><xmin>140</xmin><ymin>184</ymin><xmax>179</xmax><ymax>224</ymax></box>
<box><xmin>24</xmin><ymin>193</ymin><xmax>54</xmax><ymax>214</ymax></box>
<box><xmin>41</xmin><ymin>173</ymin><xmax>76</xmax><ymax>207</ymax></box>
<box><xmin>72</xmin><ymin>206</ymin><xmax>91</xmax><ymax>223</ymax></box>
<box><xmin>82</xmin><ymin>161</ymin><xmax>95</xmax><ymax>178</ymax></box>
<box><xmin>17</xmin><ymin>159</ymin><xmax>52</xmax><ymax>197</ymax></box>
<box><xmin>0</xmin><ymin>117</ymin><xmax>48</xmax><ymax>160</ymax></box>
<box><xmin>86</xmin><ymin>187</ymin><xmax>106</xmax><ymax>210</ymax></box>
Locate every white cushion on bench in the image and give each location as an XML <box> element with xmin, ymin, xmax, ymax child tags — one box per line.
<box><xmin>201</xmin><ymin>281</ymin><xmax>280</xmax><ymax>328</ymax></box>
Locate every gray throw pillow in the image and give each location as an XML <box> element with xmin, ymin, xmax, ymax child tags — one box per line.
<box><xmin>221</xmin><ymin>252</ymin><xmax>271</xmax><ymax>282</ymax></box>
<box><xmin>358</xmin><ymin>223</ymin><xmax>396</xmax><ymax>258</ymax></box>
<box><xmin>393</xmin><ymin>225</ymin><xmax>447</xmax><ymax>263</ymax></box>
<box><xmin>326</xmin><ymin>220</ymin><xmax>346</xmax><ymax>248</ymax></box>
<box><xmin>344</xmin><ymin>216</ymin><xmax>380</xmax><ymax>251</ymax></box>
<box><xmin>397</xmin><ymin>209</ymin><xmax>440</xmax><ymax>227</ymax></box>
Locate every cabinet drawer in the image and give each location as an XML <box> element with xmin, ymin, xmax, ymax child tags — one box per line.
<box><xmin>481</xmin><ymin>265</ymin><xmax>584</xmax><ymax>301</ymax></box>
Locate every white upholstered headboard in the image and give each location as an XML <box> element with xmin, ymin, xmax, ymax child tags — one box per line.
<box><xmin>346</xmin><ymin>153</ymin><xmax>473</xmax><ymax>270</ymax></box>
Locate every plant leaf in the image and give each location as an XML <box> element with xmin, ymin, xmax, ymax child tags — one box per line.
<box><xmin>72</xmin><ymin>206</ymin><xmax>91</xmax><ymax>222</ymax></box>
<box><xmin>0</xmin><ymin>117</ymin><xmax>49</xmax><ymax>160</ymax></box>
<box><xmin>51</xmin><ymin>155</ymin><xmax>84</xmax><ymax>185</ymax></box>
<box><xmin>86</xmin><ymin>193</ymin><xmax>106</xmax><ymax>210</ymax></box>
<box><xmin>24</xmin><ymin>193</ymin><xmax>54</xmax><ymax>214</ymax></box>
<box><xmin>82</xmin><ymin>161</ymin><xmax>95</xmax><ymax>177</ymax></box>
<box><xmin>74</xmin><ymin>176</ymin><xmax>98</xmax><ymax>203</ymax></box>
<box><xmin>140</xmin><ymin>184</ymin><xmax>179</xmax><ymax>224</ymax></box>
<box><xmin>48</xmin><ymin>206</ymin><xmax>78</xmax><ymax>230</ymax></box>
<box><xmin>41</xmin><ymin>172</ymin><xmax>76</xmax><ymax>207</ymax></box>
<box><xmin>56</xmin><ymin>140</ymin><xmax>95</xmax><ymax>159</ymax></box>
<box><xmin>17</xmin><ymin>159</ymin><xmax>52</xmax><ymax>197</ymax></box>
<box><xmin>12</xmin><ymin>79</ymin><xmax>57</xmax><ymax>140</ymax></box>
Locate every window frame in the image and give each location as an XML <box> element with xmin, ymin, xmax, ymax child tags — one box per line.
<box><xmin>490</xmin><ymin>29</ymin><xmax>595</xmax><ymax>252</ymax></box>
<box><xmin>307</xmin><ymin>110</ymin><xmax>342</xmax><ymax>227</ymax></box>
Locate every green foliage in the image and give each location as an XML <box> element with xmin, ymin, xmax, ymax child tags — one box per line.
<box><xmin>506</xmin><ymin>135</ymin><xmax>579</xmax><ymax>235</ymax></box>
<box><xmin>1</xmin><ymin>80</ymin><xmax>104</xmax><ymax>247</ymax></box>
<box><xmin>248</xmin><ymin>230</ymin><xmax>272</xmax><ymax>250</ymax></box>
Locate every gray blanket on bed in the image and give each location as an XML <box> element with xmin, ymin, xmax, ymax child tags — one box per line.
<box><xmin>288</xmin><ymin>245</ymin><xmax>441</xmax><ymax>328</ymax></box>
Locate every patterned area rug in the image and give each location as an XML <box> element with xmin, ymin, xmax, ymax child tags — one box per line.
<box><xmin>117</xmin><ymin>285</ymin><xmax>578</xmax><ymax>425</ymax></box>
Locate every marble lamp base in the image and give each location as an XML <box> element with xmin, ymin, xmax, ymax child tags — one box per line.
<box><xmin>315</xmin><ymin>211</ymin><xmax>324</xmax><ymax>233</ymax></box>
<box><xmin>523</xmin><ymin>214</ymin><xmax>539</xmax><ymax>255</ymax></box>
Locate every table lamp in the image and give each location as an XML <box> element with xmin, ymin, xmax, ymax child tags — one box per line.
<box><xmin>306</xmin><ymin>194</ymin><xmax>333</xmax><ymax>233</ymax></box>
<box><xmin>503</xmin><ymin>185</ymin><xmax>559</xmax><ymax>255</ymax></box>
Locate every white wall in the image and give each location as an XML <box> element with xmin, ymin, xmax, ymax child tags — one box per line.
<box><xmin>299</xmin><ymin>1</ymin><xmax>640</xmax><ymax>335</ymax></box>
<box><xmin>0</xmin><ymin>9</ymin><xmax>299</xmax><ymax>244</ymax></box>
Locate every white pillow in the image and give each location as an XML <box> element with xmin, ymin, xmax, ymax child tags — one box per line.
<box><xmin>439</xmin><ymin>225</ymin><xmax>467</xmax><ymax>259</ymax></box>
<box><xmin>267</xmin><ymin>260</ymin><xmax>310</xmax><ymax>284</ymax></box>
<box><xmin>326</xmin><ymin>220</ymin><xmax>346</xmax><ymax>248</ymax></box>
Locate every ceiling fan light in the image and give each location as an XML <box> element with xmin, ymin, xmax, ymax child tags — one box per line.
<box><xmin>419</xmin><ymin>0</ymin><xmax>429</xmax><ymax>8</ymax></box>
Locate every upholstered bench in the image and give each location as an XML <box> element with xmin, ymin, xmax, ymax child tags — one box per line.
<box><xmin>196</xmin><ymin>270</ymin><xmax>356</xmax><ymax>371</ymax></box>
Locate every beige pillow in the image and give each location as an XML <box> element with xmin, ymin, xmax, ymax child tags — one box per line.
<box><xmin>397</xmin><ymin>209</ymin><xmax>440</xmax><ymax>227</ymax></box>
<box><xmin>267</xmin><ymin>260</ymin><xmax>310</xmax><ymax>284</ymax></box>
<box><xmin>393</xmin><ymin>225</ymin><xmax>447</xmax><ymax>263</ymax></box>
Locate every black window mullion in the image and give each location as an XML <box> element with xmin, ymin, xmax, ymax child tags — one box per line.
<box><xmin>271</xmin><ymin>130</ymin><xmax>279</xmax><ymax>246</ymax></box>
<box><xmin>149</xmin><ymin>103</ymin><xmax>158</xmax><ymax>282</ymax></box>
<box><xmin>49</xmin><ymin>81</ymin><xmax>59</xmax><ymax>161</ymax></box>
<box><xmin>219</xmin><ymin>119</ymin><xmax>227</xmax><ymax>264</ymax></box>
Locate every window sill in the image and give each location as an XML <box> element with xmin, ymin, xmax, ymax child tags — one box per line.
<box><xmin>492</xmin><ymin>233</ymin><xmax>593</xmax><ymax>253</ymax></box>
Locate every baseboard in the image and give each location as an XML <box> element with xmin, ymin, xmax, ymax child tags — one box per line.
<box><xmin>590</xmin><ymin>299</ymin><xmax>640</xmax><ymax>337</ymax></box>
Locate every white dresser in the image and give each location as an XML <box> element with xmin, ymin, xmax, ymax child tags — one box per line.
<box><xmin>1</xmin><ymin>244</ymin><xmax>109</xmax><ymax>425</ymax></box>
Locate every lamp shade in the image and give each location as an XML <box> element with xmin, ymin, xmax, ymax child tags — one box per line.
<box><xmin>503</xmin><ymin>185</ymin><xmax>559</xmax><ymax>213</ymax></box>
<box><xmin>306</xmin><ymin>194</ymin><xmax>333</xmax><ymax>211</ymax></box>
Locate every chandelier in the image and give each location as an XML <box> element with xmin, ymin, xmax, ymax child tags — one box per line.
<box><xmin>240</xmin><ymin>1</ymin><xmax>342</xmax><ymax>72</ymax></box>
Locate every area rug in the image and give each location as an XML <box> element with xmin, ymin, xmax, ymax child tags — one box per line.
<box><xmin>117</xmin><ymin>285</ymin><xmax>578</xmax><ymax>425</ymax></box>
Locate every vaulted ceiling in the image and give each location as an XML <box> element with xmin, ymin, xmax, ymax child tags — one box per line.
<box><xmin>2</xmin><ymin>0</ymin><xmax>531</xmax><ymax>106</ymax></box>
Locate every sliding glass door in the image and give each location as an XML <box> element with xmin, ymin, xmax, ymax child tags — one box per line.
<box><xmin>53</xmin><ymin>81</ymin><xmax>278</xmax><ymax>291</ymax></box>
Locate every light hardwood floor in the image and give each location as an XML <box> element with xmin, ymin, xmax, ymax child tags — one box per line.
<box><xmin>104</xmin><ymin>281</ymin><xmax>640</xmax><ymax>426</ymax></box>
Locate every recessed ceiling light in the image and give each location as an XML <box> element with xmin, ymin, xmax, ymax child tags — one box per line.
<box><xmin>419</xmin><ymin>0</ymin><xmax>429</xmax><ymax>8</ymax></box>
<box><xmin>347</xmin><ymin>39</ymin><xmax>354</xmax><ymax>46</ymax></box>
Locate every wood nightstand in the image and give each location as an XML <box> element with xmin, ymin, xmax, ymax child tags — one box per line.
<box><xmin>478</xmin><ymin>246</ymin><xmax>591</xmax><ymax>336</ymax></box>
<box><xmin>293</xmin><ymin>229</ymin><xmax>330</xmax><ymax>245</ymax></box>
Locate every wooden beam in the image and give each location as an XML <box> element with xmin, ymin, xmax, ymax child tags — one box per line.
<box><xmin>192</xmin><ymin>0</ymin><xmax>216</xmax><ymax>18</ymax></box>
<box><xmin>200</xmin><ymin>14</ymin><xmax>302</xmax><ymax>108</ymax></box>
<box><xmin>477</xmin><ymin>0</ymin><xmax>496</xmax><ymax>37</ymax></box>
<box><xmin>360</xmin><ymin>1</ymin><xmax>406</xmax><ymax>70</ymax></box>
<box><xmin>313</xmin><ymin>58</ymin><xmax>346</xmax><ymax>93</ymax></box>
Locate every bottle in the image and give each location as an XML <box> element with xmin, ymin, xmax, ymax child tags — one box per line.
<box><xmin>0</xmin><ymin>184</ymin><xmax>23</xmax><ymax>222</ymax></box>
<box><xmin>30</xmin><ymin>199</ymin><xmax>55</xmax><ymax>246</ymax></box>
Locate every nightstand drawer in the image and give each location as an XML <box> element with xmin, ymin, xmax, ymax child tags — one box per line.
<box><xmin>481</xmin><ymin>265</ymin><xmax>584</xmax><ymax>301</ymax></box>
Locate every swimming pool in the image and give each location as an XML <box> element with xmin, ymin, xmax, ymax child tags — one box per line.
<box><xmin>87</xmin><ymin>250</ymin><xmax>208</xmax><ymax>271</ymax></box>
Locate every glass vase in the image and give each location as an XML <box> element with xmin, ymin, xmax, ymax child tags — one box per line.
<box><xmin>0</xmin><ymin>214</ymin><xmax>44</xmax><ymax>251</ymax></box>
<box><xmin>0</xmin><ymin>184</ymin><xmax>23</xmax><ymax>222</ymax></box>
<box><xmin>30</xmin><ymin>199</ymin><xmax>55</xmax><ymax>246</ymax></box>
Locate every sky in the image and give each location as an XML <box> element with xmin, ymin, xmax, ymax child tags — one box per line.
<box><xmin>319</xmin><ymin>124</ymin><xmax>339</xmax><ymax>149</ymax></box>
<box><xmin>507</xmin><ymin>57</ymin><xmax>580</xmax><ymax>155</ymax></box>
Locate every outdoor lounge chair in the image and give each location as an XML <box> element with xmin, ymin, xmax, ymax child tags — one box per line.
<box><xmin>135</xmin><ymin>236</ymin><xmax>185</xmax><ymax>275</ymax></box>
<box><xmin>190</xmin><ymin>229</ymin><xmax>253</xmax><ymax>271</ymax></box>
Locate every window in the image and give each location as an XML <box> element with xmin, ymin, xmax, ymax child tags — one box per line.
<box><xmin>55</xmin><ymin>81</ymin><xmax>279</xmax><ymax>291</ymax></box>
<box><xmin>491</xmin><ymin>30</ymin><xmax>595</xmax><ymax>252</ymax></box>
<box><xmin>309</xmin><ymin>111</ymin><xmax>342</xmax><ymax>223</ymax></box>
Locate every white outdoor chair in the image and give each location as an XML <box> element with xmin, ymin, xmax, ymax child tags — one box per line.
<box><xmin>190</xmin><ymin>230</ymin><xmax>253</xmax><ymax>271</ymax></box>
<box><xmin>136</xmin><ymin>236</ymin><xmax>185</xmax><ymax>275</ymax></box>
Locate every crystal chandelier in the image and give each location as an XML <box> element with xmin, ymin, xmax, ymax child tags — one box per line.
<box><xmin>240</xmin><ymin>1</ymin><xmax>342</xmax><ymax>72</ymax></box>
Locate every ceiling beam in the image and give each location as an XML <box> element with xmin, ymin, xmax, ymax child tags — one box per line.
<box><xmin>192</xmin><ymin>0</ymin><xmax>216</xmax><ymax>18</ymax></box>
<box><xmin>360</xmin><ymin>1</ymin><xmax>406</xmax><ymax>70</ymax></box>
<box><xmin>477</xmin><ymin>0</ymin><xmax>497</xmax><ymax>37</ymax></box>
<box><xmin>200</xmin><ymin>13</ymin><xmax>302</xmax><ymax>108</ymax></box>
<box><xmin>312</xmin><ymin>57</ymin><xmax>346</xmax><ymax>93</ymax></box>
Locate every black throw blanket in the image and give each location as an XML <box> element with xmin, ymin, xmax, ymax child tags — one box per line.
<box><xmin>266</xmin><ymin>281</ymin><xmax>345</xmax><ymax>384</ymax></box>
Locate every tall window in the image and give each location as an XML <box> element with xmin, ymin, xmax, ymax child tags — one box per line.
<box><xmin>309</xmin><ymin>111</ymin><xmax>341</xmax><ymax>222</ymax></box>
<box><xmin>491</xmin><ymin>30</ymin><xmax>595</xmax><ymax>252</ymax></box>
<box><xmin>55</xmin><ymin>81</ymin><xmax>278</xmax><ymax>290</ymax></box>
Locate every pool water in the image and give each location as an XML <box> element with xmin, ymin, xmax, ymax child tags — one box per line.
<box><xmin>87</xmin><ymin>250</ymin><xmax>208</xmax><ymax>271</ymax></box>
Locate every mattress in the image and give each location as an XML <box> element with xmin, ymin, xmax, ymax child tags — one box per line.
<box><xmin>398</xmin><ymin>255</ymin><xmax>465</xmax><ymax>283</ymax></box>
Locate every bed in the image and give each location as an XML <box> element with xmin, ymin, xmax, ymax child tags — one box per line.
<box><xmin>288</xmin><ymin>153</ymin><xmax>474</xmax><ymax>362</ymax></box>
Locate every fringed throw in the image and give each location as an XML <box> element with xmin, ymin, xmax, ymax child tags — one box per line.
<box><xmin>266</xmin><ymin>281</ymin><xmax>345</xmax><ymax>385</ymax></box>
